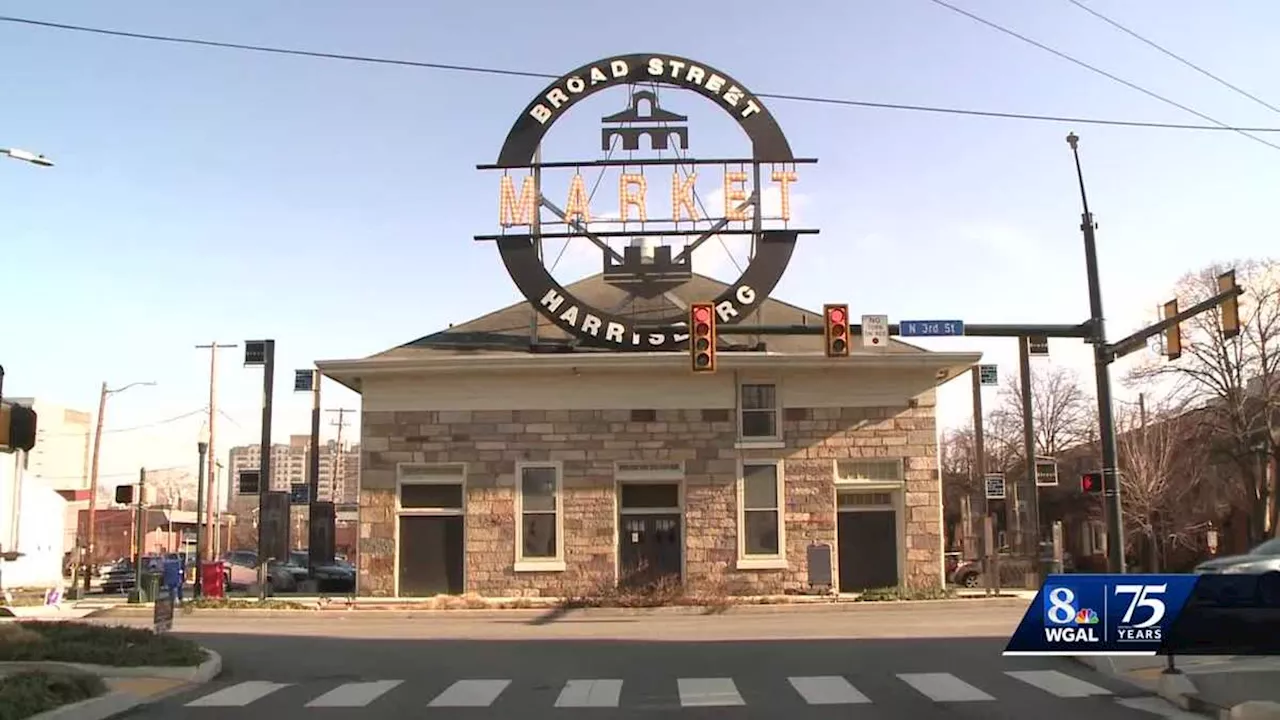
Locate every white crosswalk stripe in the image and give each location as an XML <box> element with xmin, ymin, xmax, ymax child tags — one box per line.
<box><xmin>305</xmin><ymin>680</ymin><xmax>404</xmax><ymax>707</ymax></box>
<box><xmin>677</xmin><ymin>677</ymin><xmax>745</xmax><ymax>706</ymax></box>
<box><xmin>428</xmin><ymin>679</ymin><xmax>512</xmax><ymax>707</ymax></box>
<box><xmin>175</xmin><ymin>669</ymin><xmax>1131</xmax><ymax>709</ymax></box>
<box><xmin>185</xmin><ymin>681</ymin><xmax>290</xmax><ymax>707</ymax></box>
<box><xmin>554</xmin><ymin>679</ymin><xmax>624</xmax><ymax>707</ymax></box>
<box><xmin>1006</xmin><ymin>670</ymin><xmax>1113</xmax><ymax>698</ymax></box>
<box><xmin>897</xmin><ymin>672</ymin><xmax>995</xmax><ymax>702</ymax></box>
<box><xmin>788</xmin><ymin>675</ymin><xmax>872</xmax><ymax>705</ymax></box>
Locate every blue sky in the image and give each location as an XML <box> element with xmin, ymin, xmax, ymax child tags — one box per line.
<box><xmin>3</xmin><ymin>0</ymin><xmax>1278</xmax><ymax>494</ymax></box>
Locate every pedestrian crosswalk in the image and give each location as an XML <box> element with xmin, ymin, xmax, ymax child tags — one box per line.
<box><xmin>180</xmin><ymin>669</ymin><xmax>1126</xmax><ymax>709</ymax></box>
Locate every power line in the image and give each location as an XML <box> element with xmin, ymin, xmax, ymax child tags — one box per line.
<box><xmin>3</xmin><ymin>14</ymin><xmax>1280</xmax><ymax>134</ymax></box>
<box><xmin>1064</xmin><ymin>0</ymin><xmax>1280</xmax><ymax>117</ymax></box>
<box><xmin>42</xmin><ymin>407</ymin><xmax>209</xmax><ymax>436</ymax></box>
<box><xmin>40</xmin><ymin>464</ymin><xmax>190</xmax><ymax>481</ymax></box>
<box><xmin>924</xmin><ymin>0</ymin><xmax>1280</xmax><ymax>152</ymax></box>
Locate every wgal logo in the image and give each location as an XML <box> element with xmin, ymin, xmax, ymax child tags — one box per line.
<box><xmin>1113</xmin><ymin>584</ymin><xmax>1167</xmax><ymax>642</ymax></box>
<box><xmin>1042</xmin><ymin>586</ymin><xmax>1102</xmax><ymax>644</ymax></box>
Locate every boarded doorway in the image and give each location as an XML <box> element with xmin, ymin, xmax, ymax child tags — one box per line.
<box><xmin>837</xmin><ymin>491</ymin><xmax>900</xmax><ymax>592</ymax></box>
<box><xmin>618</xmin><ymin>482</ymin><xmax>682</xmax><ymax>589</ymax></box>
<box><xmin>396</xmin><ymin>465</ymin><xmax>465</xmax><ymax>596</ymax></box>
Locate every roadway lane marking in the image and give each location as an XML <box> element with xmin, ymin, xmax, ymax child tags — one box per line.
<box><xmin>305</xmin><ymin>680</ymin><xmax>404</xmax><ymax>707</ymax></box>
<box><xmin>788</xmin><ymin>676</ymin><xmax>872</xmax><ymax>705</ymax></box>
<box><xmin>897</xmin><ymin>673</ymin><xmax>995</xmax><ymax>702</ymax></box>
<box><xmin>677</xmin><ymin>678</ymin><xmax>744</xmax><ymax>706</ymax></box>
<box><xmin>427</xmin><ymin>679</ymin><xmax>511</xmax><ymax>707</ymax></box>
<box><xmin>185</xmin><ymin>681</ymin><xmax>290</xmax><ymax>707</ymax></box>
<box><xmin>554</xmin><ymin>679</ymin><xmax>624</xmax><ymax>707</ymax></box>
<box><xmin>1006</xmin><ymin>670</ymin><xmax>1112</xmax><ymax>697</ymax></box>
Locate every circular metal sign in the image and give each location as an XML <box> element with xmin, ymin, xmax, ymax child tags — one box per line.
<box><xmin>489</xmin><ymin>53</ymin><xmax>806</xmax><ymax>351</ymax></box>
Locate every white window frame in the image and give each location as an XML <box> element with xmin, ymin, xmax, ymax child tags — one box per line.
<box><xmin>736</xmin><ymin>378</ymin><xmax>784</xmax><ymax>449</ymax></box>
<box><xmin>514</xmin><ymin>460</ymin><xmax>566</xmax><ymax>572</ymax></box>
<box><xmin>394</xmin><ymin>462</ymin><xmax>467</xmax><ymax>596</ymax></box>
<box><xmin>736</xmin><ymin>459</ymin><xmax>787</xmax><ymax>570</ymax></box>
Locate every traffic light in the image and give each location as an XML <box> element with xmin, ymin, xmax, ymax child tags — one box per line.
<box><xmin>1081</xmin><ymin>472</ymin><xmax>1103</xmax><ymax>494</ymax></box>
<box><xmin>1218</xmin><ymin>270</ymin><xmax>1240</xmax><ymax>339</ymax></box>
<box><xmin>115</xmin><ymin>485</ymin><xmax>134</xmax><ymax>505</ymax></box>
<box><xmin>823</xmin><ymin>304</ymin><xmax>850</xmax><ymax>357</ymax></box>
<box><xmin>1163</xmin><ymin>299</ymin><xmax>1181</xmax><ymax>361</ymax></box>
<box><xmin>0</xmin><ymin>403</ymin><xmax>38</xmax><ymax>453</ymax></box>
<box><xmin>690</xmin><ymin>303</ymin><xmax>716</xmax><ymax>373</ymax></box>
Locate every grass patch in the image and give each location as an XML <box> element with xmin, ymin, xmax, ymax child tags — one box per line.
<box><xmin>179</xmin><ymin>598</ymin><xmax>310</xmax><ymax>612</ymax></box>
<box><xmin>854</xmin><ymin>585</ymin><xmax>958</xmax><ymax>602</ymax></box>
<box><xmin>0</xmin><ymin>670</ymin><xmax>106</xmax><ymax>720</ymax></box>
<box><xmin>0</xmin><ymin>622</ymin><xmax>206</xmax><ymax>667</ymax></box>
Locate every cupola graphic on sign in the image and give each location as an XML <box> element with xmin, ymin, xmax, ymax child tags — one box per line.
<box><xmin>601</xmin><ymin>90</ymin><xmax>689</xmax><ymax>152</ymax></box>
<box><xmin>475</xmin><ymin>54</ymin><xmax>821</xmax><ymax>352</ymax></box>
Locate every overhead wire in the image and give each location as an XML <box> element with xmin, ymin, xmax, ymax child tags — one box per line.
<box><xmin>923</xmin><ymin>0</ymin><xmax>1280</xmax><ymax>152</ymax></box>
<box><xmin>1063</xmin><ymin>0</ymin><xmax>1280</xmax><ymax>117</ymax></box>
<box><xmin>41</xmin><ymin>407</ymin><xmax>209</xmax><ymax>436</ymax></box>
<box><xmin>2</xmin><ymin>14</ymin><xmax>1280</xmax><ymax>134</ymax></box>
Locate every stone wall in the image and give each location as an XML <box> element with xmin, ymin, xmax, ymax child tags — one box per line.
<box><xmin>356</xmin><ymin>398</ymin><xmax>940</xmax><ymax>597</ymax></box>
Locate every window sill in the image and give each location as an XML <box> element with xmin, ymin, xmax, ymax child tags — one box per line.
<box><xmin>736</xmin><ymin>557</ymin><xmax>789</xmax><ymax>570</ymax></box>
<box><xmin>735</xmin><ymin>440</ymin><xmax>785</xmax><ymax>450</ymax></box>
<box><xmin>514</xmin><ymin>560</ymin><xmax>566</xmax><ymax>573</ymax></box>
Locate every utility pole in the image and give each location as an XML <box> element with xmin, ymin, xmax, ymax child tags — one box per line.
<box><xmin>195</xmin><ymin>343</ymin><xmax>237</xmax><ymax>561</ymax></box>
<box><xmin>328</xmin><ymin>409</ymin><xmax>355</xmax><ymax>502</ymax></box>
<box><xmin>1019</xmin><ymin>336</ymin><xmax>1041</xmax><ymax>558</ymax></box>
<box><xmin>84</xmin><ymin>380</ymin><xmax>155</xmax><ymax>593</ymax></box>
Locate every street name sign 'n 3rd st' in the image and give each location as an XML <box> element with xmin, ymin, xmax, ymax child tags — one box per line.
<box><xmin>475</xmin><ymin>54</ymin><xmax>820</xmax><ymax>351</ymax></box>
<box><xmin>899</xmin><ymin>320</ymin><xmax>965</xmax><ymax>337</ymax></box>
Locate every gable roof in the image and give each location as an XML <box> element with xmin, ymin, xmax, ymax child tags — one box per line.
<box><xmin>367</xmin><ymin>273</ymin><xmax>930</xmax><ymax>360</ymax></box>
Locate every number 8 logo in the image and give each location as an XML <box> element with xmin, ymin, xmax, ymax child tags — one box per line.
<box><xmin>1047</xmin><ymin>587</ymin><xmax>1076</xmax><ymax>624</ymax></box>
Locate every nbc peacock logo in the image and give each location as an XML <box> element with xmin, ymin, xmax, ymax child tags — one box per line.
<box><xmin>1075</xmin><ymin>608</ymin><xmax>1099</xmax><ymax>624</ymax></box>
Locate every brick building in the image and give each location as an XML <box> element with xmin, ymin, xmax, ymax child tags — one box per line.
<box><xmin>319</xmin><ymin>276</ymin><xmax>978</xmax><ymax>598</ymax></box>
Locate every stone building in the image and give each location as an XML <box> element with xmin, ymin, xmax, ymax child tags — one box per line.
<box><xmin>318</xmin><ymin>275</ymin><xmax>978</xmax><ymax>598</ymax></box>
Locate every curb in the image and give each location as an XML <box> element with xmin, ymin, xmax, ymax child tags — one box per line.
<box><xmin>85</xmin><ymin>595</ymin><xmax>1032</xmax><ymax>620</ymax></box>
<box><xmin>14</xmin><ymin>649</ymin><xmax>222</xmax><ymax>720</ymax></box>
<box><xmin>1074</xmin><ymin>658</ymin><xmax>1280</xmax><ymax>720</ymax></box>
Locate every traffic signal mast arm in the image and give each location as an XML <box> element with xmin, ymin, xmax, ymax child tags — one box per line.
<box><xmin>1104</xmin><ymin>282</ymin><xmax>1244</xmax><ymax>361</ymax></box>
<box><xmin>641</xmin><ymin>322</ymin><xmax>1092</xmax><ymax>338</ymax></box>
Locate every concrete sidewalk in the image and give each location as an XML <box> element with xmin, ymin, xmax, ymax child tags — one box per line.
<box><xmin>1076</xmin><ymin>654</ymin><xmax>1280</xmax><ymax>719</ymax></box>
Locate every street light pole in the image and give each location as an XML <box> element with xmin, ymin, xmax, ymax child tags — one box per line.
<box><xmin>1</xmin><ymin>147</ymin><xmax>54</xmax><ymax>167</ymax></box>
<box><xmin>1067</xmin><ymin>132</ymin><xmax>1127</xmax><ymax>574</ymax></box>
<box><xmin>194</xmin><ymin>423</ymin><xmax>209</xmax><ymax>598</ymax></box>
<box><xmin>84</xmin><ymin>380</ymin><xmax>156</xmax><ymax>593</ymax></box>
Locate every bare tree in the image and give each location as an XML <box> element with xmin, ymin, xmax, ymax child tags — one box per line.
<box><xmin>1129</xmin><ymin>258</ymin><xmax>1280</xmax><ymax>544</ymax></box>
<box><xmin>1115</xmin><ymin>395</ymin><xmax>1212</xmax><ymax>571</ymax></box>
<box><xmin>992</xmin><ymin>365</ymin><xmax>1094</xmax><ymax>461</ymax></box>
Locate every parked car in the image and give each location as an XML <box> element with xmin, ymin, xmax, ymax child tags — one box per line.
<box><xmin>219</xmin><ymin>550</ymin><xmax>298</xmax><ymax>593</ymax></box>
<box><xmin>1194</xmin><ymin>538</ymin><xmax>1280</xmax><ymax>574</ymax></box>
<box><xmin>287</xmin><ymin>550</ymin><xmax>356</xmax><ymax>593</ymax></box>
<box><xmin>950</xmin><ymin>544</ymin><xmax>1074</xmax><ymax>588</ymax></box>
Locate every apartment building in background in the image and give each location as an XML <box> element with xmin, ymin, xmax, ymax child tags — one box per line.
<box><xmin>4</xmin><ymin>397</ymin><xmax>94</xmax><ymax>555</ymax></box>
<box><xmin>225</xmin><ymin>435</ymin><xmax>359</xmax><ymax>507</ymax></box>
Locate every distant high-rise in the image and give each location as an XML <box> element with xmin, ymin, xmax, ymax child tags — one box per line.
<box><xmin>225</xmin><ymin>435</ymin><xmax>359</xmax><ymax>507</ymax></box>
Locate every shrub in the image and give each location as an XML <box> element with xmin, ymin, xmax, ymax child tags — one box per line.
<box><xmin>0</xmin><ymin>622</ymin><xmax>206</xmax><ymax>667</ymax></box>
<box><xmin>0</xmin><ymin>670</ymin><xmax>106</xmax><ymax>720</ymax></box>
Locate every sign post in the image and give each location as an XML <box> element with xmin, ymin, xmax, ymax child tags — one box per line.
<box><xmin>153</xmin><ymin>588</ymin><xmax>174</xmax><ymax>633</ymax></box>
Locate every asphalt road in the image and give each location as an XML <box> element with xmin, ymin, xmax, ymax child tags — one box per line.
<box><xmin>107</xmin><ymin>603</ymin><xmax>1189</xmax><ymax>719</ymax></box>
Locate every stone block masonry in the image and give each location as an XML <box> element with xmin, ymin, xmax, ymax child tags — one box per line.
<box><xmin>357</xmin><ymin>403</ymin><xmax>941</xmax><ymax>597</ymax></box>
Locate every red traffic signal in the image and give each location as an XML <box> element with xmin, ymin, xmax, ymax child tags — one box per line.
<box><xmin>690</xmin><ymin>303</ymin><xmax>716</xmax><ymax>373</ymax></box>
<box><xmin>1081</xmin><ymin>472</ymin><xmax>1103</xmax><ymax>494</ymax></box>
<box><xmin>824</xmin><ymin>304</ymin><xmax>850</xmax><ymax>357</ymax></box>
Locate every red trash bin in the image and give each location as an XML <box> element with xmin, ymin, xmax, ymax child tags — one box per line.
<box><xmin>200</xmin><ymin>560</ymin><xmax>226</xmax><ymax>598</ymax></box>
